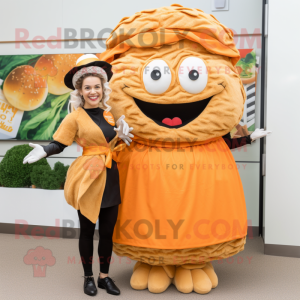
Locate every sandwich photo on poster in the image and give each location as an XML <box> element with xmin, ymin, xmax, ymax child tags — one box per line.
<box><xmin>231</xmin><ymin>49</ymin><xmax>259</xmax><ymax>138</ymax></box>
<box><xmin>0</xmin><ymin>53</ymin><xmax>103</xmax><ymax>141</ymax></box>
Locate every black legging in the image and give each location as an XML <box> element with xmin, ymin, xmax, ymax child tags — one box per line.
<box><xmin>77</xmin><ymin>205</ymin><xmax>119</xmax><ymax>276</ymax></box>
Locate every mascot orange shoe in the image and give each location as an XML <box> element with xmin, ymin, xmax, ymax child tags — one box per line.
<box><xmin>100</xmin><ymin>4</ymin><xmax>247</xmax><ymax>294</ymax></box>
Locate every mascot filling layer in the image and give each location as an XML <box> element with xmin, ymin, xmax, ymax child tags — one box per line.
<box><xmin>100</xmin><ymin>4</ymin><xmax>247</xmax><ymax>294</ymax></box>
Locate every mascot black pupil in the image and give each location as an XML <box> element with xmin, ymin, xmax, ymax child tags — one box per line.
<box><xmin>151</xmin><ymin>70</ymin><xmax>161</xmax><ymax>80</ymax></box>
<box><xmin>189</xmin><ymin>70</ymin><xmax>199</xmax><ymax>80</ymax></box>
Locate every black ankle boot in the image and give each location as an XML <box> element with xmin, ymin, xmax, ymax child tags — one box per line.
<box><xmin>98</xmin><ymin>276</ymin><xmax>120</xmax><ymax>295</ymax></box>
<box><xmin>83</xmin><ymin>276</ymin><xmax>97</xmax><ymax>296</ymax></box>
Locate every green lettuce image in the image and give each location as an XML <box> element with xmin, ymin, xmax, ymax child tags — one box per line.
<box><xmin>16</xmin><ymin>92</ymin><xmax>70</xmax><ymax>140</ymax></box>
<box><xmin>236</xmin><ymin>50</ymin><xmax>256</xmax><ymax>79</ymax></box>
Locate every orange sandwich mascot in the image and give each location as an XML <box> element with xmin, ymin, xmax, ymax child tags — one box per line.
<box><xmin>100</xmin><ymin>4</ymin><xmax>248</xmax><ymax>294</ymax></box>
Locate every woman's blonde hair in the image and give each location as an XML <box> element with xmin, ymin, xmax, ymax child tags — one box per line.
<box><xmin>70</xmin><ymin>73</ymin><xmax>112</xmax><ymax>111</ymax></box>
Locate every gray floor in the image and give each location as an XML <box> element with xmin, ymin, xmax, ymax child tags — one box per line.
<box><xmin>1</xmin><ymin>233</ymin><xmax>300</xmax><ymax>300</ymax></box>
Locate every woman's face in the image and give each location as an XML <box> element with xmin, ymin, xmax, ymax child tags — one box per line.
<box><xmin>80</xmin><ymin>76</ymin><xmax>103</xmax><ymax>109</ymax></box>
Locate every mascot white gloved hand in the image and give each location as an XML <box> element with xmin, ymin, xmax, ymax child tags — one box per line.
<box><xmin>114</xmin><ymin>115</ymin><xmax>134</xmax><ymax>146</ymax></box>
<box><xmin>250</xmin><ymin>128</ymin><xmax>272</xmax><ymax>142</ymax></box>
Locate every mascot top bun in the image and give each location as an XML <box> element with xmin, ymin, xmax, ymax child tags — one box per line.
<box><xmin>100</xmin><ymin>4</ymin><xmax>247</xmax><ymax>295</ymax></box>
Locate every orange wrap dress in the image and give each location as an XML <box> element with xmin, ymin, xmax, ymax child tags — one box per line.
<box><xmin>53</xmin><ymin>107</ymin><xmax>125</xmax><ymax>224</ymax></box>
<box><xmin>113</xmin><ymin>137</ymin><xmax>247</xmax><ymax>252</ymax></box>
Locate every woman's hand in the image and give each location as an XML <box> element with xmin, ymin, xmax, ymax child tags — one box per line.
<box><xmin>114</xmin><ymin>115</ymin><xmax>134</xmax><ymax>146</ymax></box>
<box><xmin>250</xmin><ymin>128</ymin><xmax>272</xmax><ymax>142</ymax></box>
<box><xmin>23</xmin><ymin>143</ymin><xmax>47</xmax><ymax>164</ymax></box>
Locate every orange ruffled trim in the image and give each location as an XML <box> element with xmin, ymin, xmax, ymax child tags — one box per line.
<box><xmin>132</xmin><ymin>135</ymin><xmax>222</xmax><ymax>148</ymax></box>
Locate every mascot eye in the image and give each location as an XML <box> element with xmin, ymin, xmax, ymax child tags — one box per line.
<box><xmin>189</xmin><ymin>70</ymin><xmax>199</xmax><ymax>80</ymax></box>
<box><xmin>151</xmin><ymin>69</ymin><xmax>161</xmax><ymax>80</ymax></box>
<box><xmin>178</xmin><ymin>57</ymin><xmax>208</xmax><ymax>94</ymax></box>
<box><xmin>143</xmin><ymin>60</ymin><xmax>171</xmax><ymax>94</ymax></box>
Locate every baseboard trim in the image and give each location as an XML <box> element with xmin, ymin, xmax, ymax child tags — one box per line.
<box><xmin>0</xmin><ymin>223</ymin><xmax>83</xmax><ymax>239</ymax></box>
<box><xmin>264</xmin><ymin>244</ymin><xmax>300</xmax><ymax>258</ymax></box>
<box><xmin>0</xmin><ymin>223</ymin><xmax>259</xmax><ymax>239</ymax></box>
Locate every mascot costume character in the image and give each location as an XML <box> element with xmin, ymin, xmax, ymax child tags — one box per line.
<box><xmin>100</xmin><ymin>4</ymin><xmax>251</xmax><ymax>294</ymax></box>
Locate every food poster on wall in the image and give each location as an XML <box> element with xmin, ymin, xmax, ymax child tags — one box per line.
<box><xmin>0</xmin><ymin>53</ymin><xmax>99</xmax><ymax>141</ymax></box>
<box><xmin>231</xmin><ymin>49</ymin><xmax>259</xmax><ymax>138</ymax></box>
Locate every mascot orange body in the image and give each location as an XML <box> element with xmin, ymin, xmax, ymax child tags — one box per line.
<box><xmin>101</xmin><ymin>4</ymin><xmax>247</xmax><ymax>294</ymax></box>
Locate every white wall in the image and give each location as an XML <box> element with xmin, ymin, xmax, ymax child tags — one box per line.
<box><xmin>0</xmin><ymin>0</ymin><xmax>264</xmax><ymax>227</ymax></box>
<box><xmin>265</xmin><ymin>1</ymin><xmax>300</xmax><ymax>246</ymax></box>
<box><xmin>0</xmin><ymin>0</ymin><xmax>262</xmax><ymax>49</ymax></box>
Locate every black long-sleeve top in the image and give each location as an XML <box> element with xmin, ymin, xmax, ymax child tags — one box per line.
<box><xmin>222</xmin><ymin>132</ymin><xmax>252</xmax><ymax>149</ymax></box>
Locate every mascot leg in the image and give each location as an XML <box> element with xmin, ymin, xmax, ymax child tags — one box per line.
<box><xmin>173</xmin><ymin>262</ymin><xmax>218</xmax><ymax>294</ymax></box>
<box><xmin>130</xmin><ymin>262</ymin><xmax>151</xmax><ymax>290</ymax></box>
<box><xmin>173</xmin><ymin>266</ymin><xmax>194</xmax><ymax>293</ymax></box>
<box><xmin>148</xmin><ymin>266</ymin><xmax>172</xmax><ymax>293</ymax></box>
<box><xmin>202</xmin><ymin>262</ymin><xmax>218</xmax><ymax>288</ymax></box>
<box><xmin>130</xmin><ymin>262</ymin><xmax>173</xmax><ymax>293</ymax></box>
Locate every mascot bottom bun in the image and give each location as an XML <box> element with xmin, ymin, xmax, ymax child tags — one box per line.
<box><xmin>100</xmin><ymin>4</ymin><xmax>247</xmax><ymax>294</ymax></box>
<box><xmin>3</xmin><ymin>65</ymin><xmax>48</xmax><ymax>111</ymax></box>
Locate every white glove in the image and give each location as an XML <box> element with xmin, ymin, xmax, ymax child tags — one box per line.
<box><xmin>250</xmin><ymin>128</ymin><xmax>272</xmax><ymax>142</ymax></box>
<box><xmin>23</xmin><ymin>143</ymin><xmax>47</xmax><ymax>164</ymax></box>
<box><xmin>114</xmin><ymin>115</ymin><xmax>134</xmax><ymax>146</ymax></box>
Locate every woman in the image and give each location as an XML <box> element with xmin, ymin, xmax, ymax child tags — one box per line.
<box><xmin>23</xmin><ymin>54</ymin><xmax>133</xmax><ymax>296</ymax></box>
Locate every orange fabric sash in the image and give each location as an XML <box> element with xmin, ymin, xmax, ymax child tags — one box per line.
<box><xmin>82</xmin><ymin>143</ymin><xmax>126</xmax><ymax>168</ymax></box>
